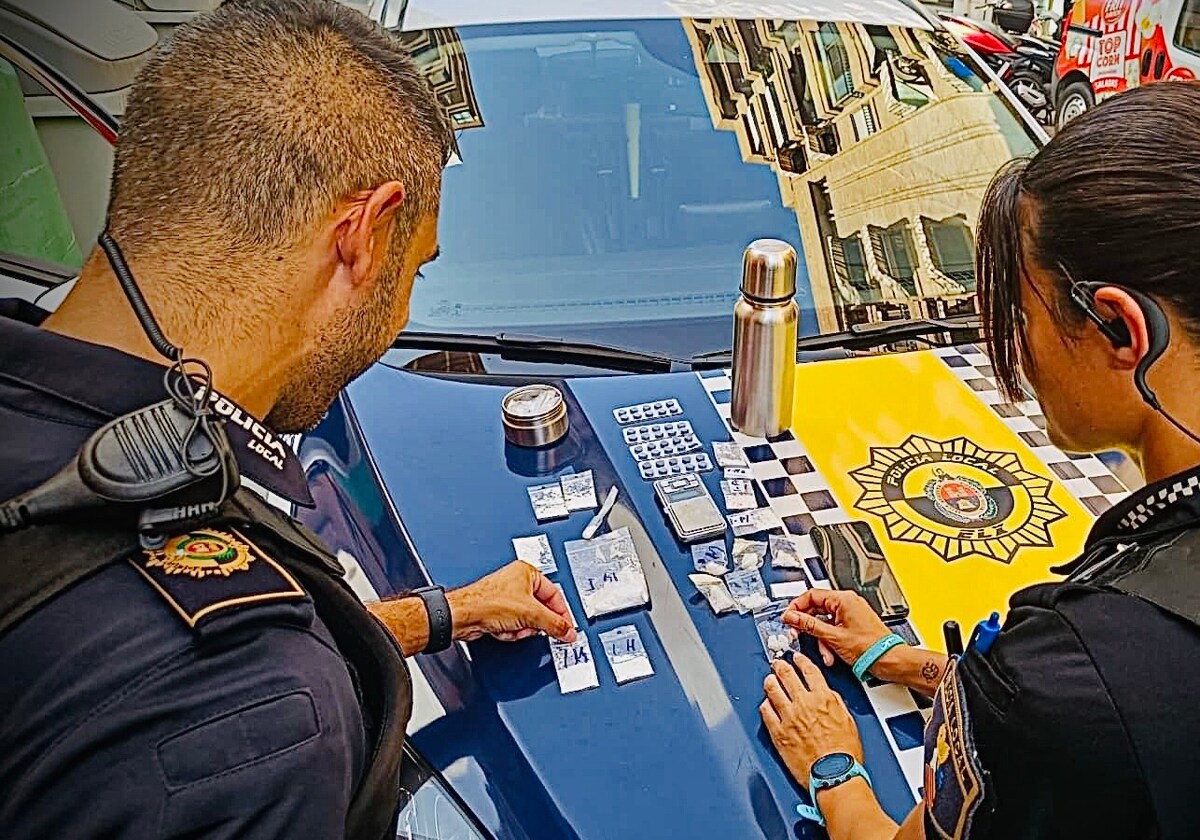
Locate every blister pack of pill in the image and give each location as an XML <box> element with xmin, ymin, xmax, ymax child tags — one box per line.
<box><xmin>621</xmin><ymin>420</ymin><xmax>694</xmax><ymax>445</ymax></box>
<box><xmin>629</xmin><ymin>434</ymin><xmax>703</xmax><ymax>462</ymax></box>
<box><xmin>637</xmin><ymin>453</ymin><xmax>713</xmax><ymax>480</ymax></box>
<box><xmin>613</xmin><ymin>399</ymin><xmax>682</xmax><ymax>424</ymax></box>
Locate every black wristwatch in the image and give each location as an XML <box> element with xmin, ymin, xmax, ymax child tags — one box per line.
<box><xmin>413</xmin><ymin>585</ymin><xmax>453</xmax><ymax>654</ymax></box>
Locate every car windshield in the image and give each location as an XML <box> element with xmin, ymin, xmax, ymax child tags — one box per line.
<box><xmin>393</xmin><ymin>15</ymin><xmax>1040</xmax><ymax>359</ymax></box>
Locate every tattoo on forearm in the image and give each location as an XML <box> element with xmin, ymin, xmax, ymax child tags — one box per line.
<box><xmin>920</xmin><ymin>660</ymin><xmax>942</xmax><ymax>684</ymax></box>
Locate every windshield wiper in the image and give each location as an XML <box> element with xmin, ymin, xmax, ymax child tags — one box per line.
<box><xmin>389</xmin><ymin>331</ymin><xmax>680</xmax><ymax>374</ymax></box>
<box><xmin>690</xmin><ymin>314</ymin><xmax>982</xmax><ymax>366</ymax></box>
<box><xmin>391</xmin><ymin>315</ymin><xmax>982</xmax><ymax>374</ymax></box>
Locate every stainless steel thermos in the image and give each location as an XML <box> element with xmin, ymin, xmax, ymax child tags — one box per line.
<box><xmin>731</xmin><ymin>239</ymin><xmax>798</xmax><ymax>438</ymax></box>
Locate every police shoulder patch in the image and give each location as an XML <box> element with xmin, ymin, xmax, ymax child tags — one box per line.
<box><xmin>131</xmin><ymin>528</ymin><xmax>307</xmax><ymax>630</ymax></box>
<box><xmin>924</xmin><ymin>658</ymin><xmax>986</xmax><ymax>840</ymax></box>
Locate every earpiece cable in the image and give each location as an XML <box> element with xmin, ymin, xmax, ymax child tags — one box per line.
<box><xmin>102</xmin><ymin>232</ymin><xmax>233</xmax><ymax>505</ymax></box>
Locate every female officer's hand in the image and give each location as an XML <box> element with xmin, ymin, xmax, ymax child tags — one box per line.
<box><xmin>761</xmin><ymin>655</ymin><xmax>863</xmax><ymax>787</ymax></box>
<box><xmin>783</xmin><ymin>589</ymin><xmax>891</xmax><ymax>667</ymax></box>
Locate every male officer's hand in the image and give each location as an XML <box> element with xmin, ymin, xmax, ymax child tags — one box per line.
<box><xmin>761</xmin><ymin>656</ymin><xmax>863</xmax><ymax>787</ymax></box>
<box><xmin>449</xmin><ymin>561</ymin><xmax>577</xmax><ymax>643</ymax></box>
<box><xmin>783</xmin><ymin>589</ymin><xmax>891</xmax><ymax>667</ymax></box>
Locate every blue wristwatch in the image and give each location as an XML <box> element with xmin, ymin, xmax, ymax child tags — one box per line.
<box><xmin>795</xmin><ymin>752</ymin><xmax>872</xmax><ymax>826</ymax></box>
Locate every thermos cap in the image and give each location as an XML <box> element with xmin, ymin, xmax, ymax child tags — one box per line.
<box><xmin>740</xmin><ymin>239</ymin><xmax>797</xmax><ymax>301</ymax></box>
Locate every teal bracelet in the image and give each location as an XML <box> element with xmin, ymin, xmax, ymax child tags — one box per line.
<box><xmin>851</xmin><ymin>633</ymin><xmax>907</xmax><ymax>681</ymax></box>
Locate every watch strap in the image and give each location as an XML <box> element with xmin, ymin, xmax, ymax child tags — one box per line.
<box><xmin>795</xmin><ymin>802</ymin><xmax>825</xmax><ymax>826</ymax></box>
<box><xmin>414</xmin><ymin>585</ymin><xmax>453</xmax><ymax>654</ymax></box>
<box><xmin>797</xmin><ymin>759</ymin><xmax>872</xmax><ymax>826</ymax></box>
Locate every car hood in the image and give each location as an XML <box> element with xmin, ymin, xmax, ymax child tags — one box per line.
<box><xmin>298</xmin><ymin>347</ymin><xmax>1131</xmax><ymax>840</ymax></box>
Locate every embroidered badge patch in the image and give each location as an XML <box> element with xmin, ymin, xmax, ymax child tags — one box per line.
<box><xmin>145</xmin><ymin>529</ymin><xmax>254</xmax><ymax>579</ymax></box>
<box><xmin>924</xmin><ymin>659</ymin><xmax>985</xmax><ymax>840</ymax></box>
<box><xmin>134</xmin><ymin>528</ymin><xmax>306</xmax><ymax>628</ymax></box>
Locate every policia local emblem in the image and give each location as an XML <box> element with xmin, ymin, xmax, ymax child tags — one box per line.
<box><xmin>850</xmin><ymin>435</ymin><xmax>1065</xmax><ymax>563</ymax></box>
<box><xmin>145</xmin><ymin>529</ymin><xmax>255</xmax><ymax>578</ymax></box>
<box><xmin>133</xmin><ymin>528</ymin><xmax>305</xmax><ymax>630</ymax></box>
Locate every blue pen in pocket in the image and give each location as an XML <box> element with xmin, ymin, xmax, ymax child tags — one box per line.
<box><xmin>969</xmin><ymin>611</ymin><xmax>1002</xmax><ymax>656</ymax></box>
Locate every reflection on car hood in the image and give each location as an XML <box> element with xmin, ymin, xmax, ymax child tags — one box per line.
<box><xmin>397</xmin><ymin>0</ymin><xmax>932</xmax><ymax>31</ymax></box>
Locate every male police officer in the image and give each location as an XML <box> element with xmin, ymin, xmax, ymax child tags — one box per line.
<box><xmin>0</xmin><ymin>2</ymin><xmax>575</xmax><ymax>838</ymax></box>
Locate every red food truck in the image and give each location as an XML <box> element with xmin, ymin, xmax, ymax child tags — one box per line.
<box><xmin>1053</xmin><ymin>0</ymin><xmax>1200</xmax><ymax>127</ymax></box>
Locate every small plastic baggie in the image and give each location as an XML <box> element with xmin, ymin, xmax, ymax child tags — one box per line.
<box><xmin>691</xmin><ymin>540</ymin><xmax>730</xmax><ymax>576</ymax></box>
<box><xmin>564</xmin><ymin>527</ymin><xmax>650</xmax><ymax>619</ymax></box>
<box><xmin>753</xmin><ymin>600</ymin><xmax>802</xmax><ymax>661</ymax></box>
<box><xmin>725</xmin><ymin>568</ymin><xmax>772</xmax><ymax>614</ymax></box>
<box><xmin>599</xmin><ymin>625</ymin><xmax>654</xmax><ymax>684</ymax></box>
<box><xmin>689</xmin><ymin>572</ymin><xmax>738</xmax><ymax>614</ymax></box>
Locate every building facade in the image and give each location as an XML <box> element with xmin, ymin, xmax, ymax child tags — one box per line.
<box><xmin>683</xmin><ymin>18</ymin><xmax>1026</xmax><ymax>334</ymax></box>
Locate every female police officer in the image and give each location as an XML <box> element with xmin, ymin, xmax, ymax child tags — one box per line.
<box><xmin>760</xmin><ymin>80</ymin><xmax>1200</xmax><ymax>840</ymax></box>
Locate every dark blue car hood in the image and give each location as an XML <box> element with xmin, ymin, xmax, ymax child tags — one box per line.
<box><xmin>296</xmin><ymin>362</ymin><xmax>929</xmax><ymax>840</ymax></box>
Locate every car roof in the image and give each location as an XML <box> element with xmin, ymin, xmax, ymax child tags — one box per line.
<box><xmin>393</xmin><ymin>0</ymin><xmax>934</xmax><ymax>32</ymax></box>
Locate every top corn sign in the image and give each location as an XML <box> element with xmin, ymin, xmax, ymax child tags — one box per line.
<box><xmin>1091</xmin><ymin>30</ymin><xmax>1127</xmax><ymax>86</ymax></box>
<box><xmin>1090</xmin><ymin>0</ymin><xmax>1131</xmax><ymax>89</ymax></box>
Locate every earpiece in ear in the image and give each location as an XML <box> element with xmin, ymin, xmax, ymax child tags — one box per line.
<box><xmin>1122</xmin><ymin>286</ymin><xmax>1170</xmax><ymax>410</ymax></box>
<box><xmin>1102</xmin><ymin>316</ymin><xmax>1132</xmax><ymax>348</ymax></box>
<box><xmin>1070</xmin><ymin>278</ymin><xmax>1169</xmax><ymax>409</ymax></box>
<box><xmin>1069</xmin><ymin>281</ymin><xmax>1131</xmax><ymax>348</ymax></box>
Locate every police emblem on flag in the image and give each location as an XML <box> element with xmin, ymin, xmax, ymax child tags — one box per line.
<box><xmin>850</xmin><ymin>435</ymin><xmax>1066</xmax><ymax>563</ymax></box>
<box><xmin>145</xmin><ymin>529</ymin><xmax>254</xmax><ymax>578</ymax></box>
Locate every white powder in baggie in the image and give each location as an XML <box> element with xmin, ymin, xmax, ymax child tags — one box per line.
<box><xmin>561</xmin><ymin>470</ymin><xmax>599</xmax><ymax>511</ymax></box>
<box><xmin>566</xmin><ymin>528</ymin><xmax>650</xmax><ymax>618</ymax></box>
<box><xmin>691</xmin><ymin>540</ymin><xmax>730</xmax><ymax>576</ymax></box>
<box><xmin>578</xmin><ymin>575</ymin><xmax>650</xmax><ymax>617</ymax></box>
<box><xmin>513</xmin><ymin>534</ymin><xmax>557</xmax><ymax>574</ymax></box>
<box><xmin>600</xmin><ymin>625</ymin><xmax>654</xmax><ymax>684</ymax></box>
<box><xmin>726</xmin><ymin>568</ymin><xmax>771</xmax><ymax>613</ymax></box>
<box><xmin>732</xmin><ymin>538</ymin><xmax>768</xmax><ymax>570</ymax></box>
<box><xmin>769</xmin><ymin>534</ymin><xmax>805</xmax><ymax>569</ymax></box>
<box><xmin>689</xmin><ymin>573</ymin><xmax>738</xmax><ymax>614</ymax></box>
<box><xmin>550</xmin><ymin>636</ymin><xmax>600</xmax><ymax>694</ymax></box>
<box><xmin>528</xmin><ymin>483</ymin><xmax>569</xmax><ymax>521</ymax></box>
<box><xmin>765</xmin><ymin>632</ymin><xmax>796</xmax><ymax>657</ymax></box>
<box><xmin>754</xmin><ymin>603</ymin><xmax>802</xmax><ymax>660</ymax></box>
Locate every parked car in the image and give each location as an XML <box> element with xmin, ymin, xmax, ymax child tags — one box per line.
<box><xmin>1</xmin><ymin>1</ymin><xmax>1142</xmax><ymax>837</ymax></box>
<box><xmin>1053</xmin><ymin>0</ymin><xmax>1200</xmax><ymax>128</ymax></box>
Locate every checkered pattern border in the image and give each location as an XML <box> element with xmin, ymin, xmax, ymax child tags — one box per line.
<box><xmin>697</xmin><ymin>346</ymin><xmax>1135</xmax><ymax>801</ymax></box>
<box><xmin>931</xmin><ymin>345</ymin><xmax>1131</xmax><ymax>515</ymax></box>
<box><xmin>1119</xmin><ymin>474</ymin><xmax>1200</xmax><ymax>530</ymax></box>
<box><xmin>697</xmin><ymin>368</ymin><xmax>930</xmax><ymax>801</ymax></box>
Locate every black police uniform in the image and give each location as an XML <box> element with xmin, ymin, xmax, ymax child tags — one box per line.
<box><xmin>0</xmin><ymin>300</ymin><xmax>409</xmax><ymax>839</ymax></box>
<box><xmin>923</xmin><ymin>465</ymin><xmax>1200</xmax><ymax>839</ymax></box>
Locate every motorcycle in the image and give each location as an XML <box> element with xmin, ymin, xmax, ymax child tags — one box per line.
<box><xmin>938</xmin><ymin>13</ymin><xmax>1057</xmax><ymax>124</ymax></box>
<box><xmin>1003</xmin><ymin>33</ymin><xmax>1058</xmax><ymax>123</ymax></box>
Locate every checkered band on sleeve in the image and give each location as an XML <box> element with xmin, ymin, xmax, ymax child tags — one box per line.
<box><xmin>1117</xmin><ymin>474</ymin><xmax>1200</xmax><ymax>531</ymax></box>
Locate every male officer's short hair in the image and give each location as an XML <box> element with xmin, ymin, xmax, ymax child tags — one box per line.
<box><xmin>106</xmin><ymin>0</ymin><xmax>452</xmax><ymax>254</ymax></box>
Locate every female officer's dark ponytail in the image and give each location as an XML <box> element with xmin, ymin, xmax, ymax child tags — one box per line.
<box><xmin>977</xmin><ymin>80</ymin><xmax>1200</xmax><ymax>399</ymax></box>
